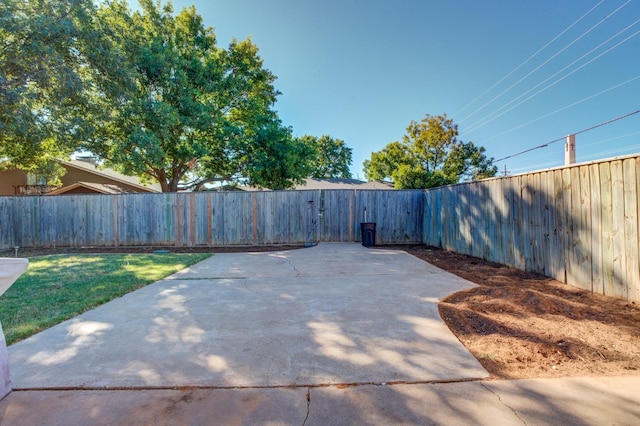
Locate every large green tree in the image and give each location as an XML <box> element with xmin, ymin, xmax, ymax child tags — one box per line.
<box><xmin>0</xmin><ymin>0</ymin><xmax>97</xmax><ymax>176</ymax></box>
<box><xmin>296</xmin><ymin>134</ymin><xmax>353</xmax><ymax>179</ymax></box>
<box><xmin>364</xmin><ymin>114</ymin><xmax>497</xmax><ymax>189</ymax></box>
<box><xmin>84</xmin><ymin>0</ymin><xmax>308</xmax><ymax>191</ymax></box>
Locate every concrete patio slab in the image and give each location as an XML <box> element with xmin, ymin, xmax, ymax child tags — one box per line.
<box><xmin>1</xmin><ymin>375</ymin><xmax>639</xmax><ymax>425</ymax></box>
<box><xmin>7</xmin><ymin>243</ymin><xmax>487</xmax><ymax>389</ymax></box>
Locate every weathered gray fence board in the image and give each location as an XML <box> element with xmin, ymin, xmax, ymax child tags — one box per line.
<box><xmin>421</xmin><ymin>155</ymin><xmax>640</xmax><ymax>302</ymax></box>
<box><xmin>2</xmin><ymin>155</ymin><xmax>639</xmax><ymax>302</ymax></box>
<box><xmin>0</xmin><ymin>189</ymin><xmax>424</xmax><ymax>251</ymax></box>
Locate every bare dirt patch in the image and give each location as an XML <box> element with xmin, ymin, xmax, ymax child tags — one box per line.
<box><xmin>387</xmin><ymin>245</ymin><xmax>640</xmax><ymax>380</ymax></box>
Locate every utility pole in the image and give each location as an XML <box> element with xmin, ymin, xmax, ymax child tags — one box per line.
<box><xmin>565</xmin><ymin>134</ymin><xmax>576</xmax><ymax>165</ymax></box>
<box><xmin>501</xmin><ymin>164</ymin><xmax>510</xmax><ymax>176</ymax></box>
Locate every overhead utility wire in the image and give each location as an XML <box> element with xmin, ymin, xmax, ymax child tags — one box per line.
<box><xmin>465</xmin><ymin>21</ymin><xmax>640</xmax><ymax>134</ymax></box>
<box><xmin>507</xmin><ymin>130</ymin><xmax>640</xmax><ymax>167</ymax></box>
<box><xmin>581</xmin><ymin>144</ymin><xmax>640</xmax><ymax>160</ymax></box>
<box><xmin>453</xmin><ymin>0</ymin><xmax>604</xmax><ymax>118</ymax></box>
<box><xmin>460</xmin><ymin>0</ymin><xmax>631</xmax><ymax>126</ymax></box>
<box><xmin>493</xmin><ymin>108</ymin><xmax>640</xmax><ymax>163</ymax></box>
<box><xmin>482</xmin><ymin>73</ymin><xmax>640</xmax><ymax>142</ymax></box>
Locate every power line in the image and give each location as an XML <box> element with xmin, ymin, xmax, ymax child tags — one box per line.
<box><xmin>453</xmin><ymin>0</ymin><xmax>604</xmax><ymax>118</ymax></box>
<box><xmin>459</xmin><ymin>0</ymin><xmax>627</xmax><ymax>125</ymax></box>
<box><xmin>580</xmin><ymin>143</ymin><xmax>640</xmax><ymax>161</ymax></box>
<box><xmin>465</xmin><ymin>22</ymin><xmax>640</xmax><ymax>134</ymax></box>
<box><xmin>481</xmin><ymin>74</ymin><xmax>640</xmax><ymax>142</ymax></box>
<box><xmin>579</xmin><ymin>130</ymin><xmax>640</xmax><ymax>148</ymax></box>
<box><xmin>507</xmin><ymin>132</ymin><xmax>640</xmax><ymax>169</ymax></box>
<box><xmin>469</xmin><ymin>25</ymin><xmax>640</xmax><ymax>132</ymax></box>
<box><xmin>493</xmin><ymin>108</ymin><xmax>640</xmax><ymax>163</ymax></box>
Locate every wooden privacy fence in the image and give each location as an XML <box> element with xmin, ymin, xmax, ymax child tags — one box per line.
<box><xmin>423</xmin><ymin>154</ymin><xmax>640</xmax><ymax>303</ymax></box>
<box><xmin>0</xmin><ymin>189</ymin><xmax>424</xmax><ymax>249</ymax></box>
<box><xmin>2</xmin><ymin>155</ymin><xmax>638</xmax><ymax>302</ymax></box>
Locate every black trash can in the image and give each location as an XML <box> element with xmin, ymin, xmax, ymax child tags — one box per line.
<box><xmin>361</xmin><ymin>222</ymin><xmax>376</xmax><ymax>247</ymax></box>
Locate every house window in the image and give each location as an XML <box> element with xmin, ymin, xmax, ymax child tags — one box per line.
<box><xmin>26</xmin><ymin>173</ymin><xmax>47</xmax><ymax>186</ymax></box>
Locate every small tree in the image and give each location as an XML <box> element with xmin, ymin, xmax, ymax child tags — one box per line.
<box><xmin>364</xmin><ymin>113</ymin><xmax>497</xmax><ymax>189</ymax></box>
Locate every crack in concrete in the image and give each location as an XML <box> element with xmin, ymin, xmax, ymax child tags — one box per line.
<box><xmin>165</xmin><ymin>277</ymin><xmax>247</xmax><ymax>280</ymax></box>
<box><xmin>14</xmin><ymin>378</ymin><xmax>485</xmax><ymax>392</ymax></box>
<box><xmin>480</xmin><ymin>383</ymin><xmax>527</xmax><ymax>425</ymax></box>
<box><xmin>283</xmin><ymin>257</ymin><xmax>301</xmax><ymax>277</ymax></box>
<box><xmin>302</xmin><ymin>387</ymin><xmax>310</xmax><ymax>426</ymax></box>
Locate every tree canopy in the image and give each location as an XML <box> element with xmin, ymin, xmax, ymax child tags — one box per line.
<box><xmin>2</xmin><ymin>0</ymin><xmax>342</xmax><ymax>191</ymax></box>
<box><xmin>83</xmin><ymin>0</ymin><xmax>311</xmax><ymax>191</ymax></box>
<box><xmin>363</xmin><ymin>114</ymin><xmax>497</xmax><ymax>189</ymax></box>
<box><xmin>296</xmin><ymin>135</ymin><xmax>353</xmax><ymax>179</ymax></box>
<box><xmin>0</xmin><ymin>0</ymin><xmax>97</xmax><ymax>177</ymax></box>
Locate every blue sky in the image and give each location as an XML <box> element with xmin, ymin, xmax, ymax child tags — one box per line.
<box><xmin>166</xmin><ymin>0</ymin><xmax>640</xmax><ymax>178</ymax></box>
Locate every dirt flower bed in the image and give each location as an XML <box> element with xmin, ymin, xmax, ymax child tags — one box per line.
<box><xmin>391</xmin><ymin>245</ymin><xmax>640</xmax><ymax>380</ymax></box>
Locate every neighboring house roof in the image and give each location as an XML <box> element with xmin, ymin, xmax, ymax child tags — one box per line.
<box><xmin>60</xmin><ymin>160</ymin><xmax>162</xmax><ymax>193</ymax></box>
<box><xmin>47</xmin><ymin>181</ymin><xmax>138</xmax><ymax>195</ymax></box>
<box><xmin>292</xmin><ymin>178</ymin><xmax>394</xmax><ymax>190</ymax></box>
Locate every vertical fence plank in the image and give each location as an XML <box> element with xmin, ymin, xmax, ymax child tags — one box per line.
<box><xmin>550</xmin><ymin>169</ymin><xmax>565</xmax><ymax>282</ymax></box>
<box><xmin>610</xmin><ymin>160</ymin><xmax>627</xmax><ymax>299</ymax></box>
<box><xmin>566</xmin><ymin>167</ymin><xmax>582</xmax><ymax>286</ymax></box>
<box><xmin>599</xmin><ymin>162</ymin><xmax>615</xmax><ymax>297</ymax></box>
<box><xmin>577</xmin><ymin>166</ymin><xmax>593</xmax><ymax>290</ymax></box>
<box><xmin>589</xmin><ymin>164</ymin><xmax>603</xmax><ymax>295</ymax></box>
<box><xmin>540</xmin><ymin>172</ymin><xmax>552</xmax><ymax>276</ymax></box>
<box><xmin>623</xmin><ymin>158</ymin><xmax>638</xmax><ymax>302</ymax></box>
<box><xmin>1</xmin><ymin>161</ymin><xmax>639</xmax><ymax>303</ymax></box>
<box><xmin>636</xmin><ymin>158</ymin><xmax>640</xmax><ymax>302</ymax></box>
<box><xmin>562</xmin><ymin>168</ymin><xmax>574</xmax><ymax>284</ymax></box>
<box><xmin>521</xmin><ymin>173</ymin><xmax>535</xmax><ymax>272</ymax></box>
<box><xmin>513</xmin><ymin>176</ymin><xmax>525</xmax><ymax>270</ymax></box>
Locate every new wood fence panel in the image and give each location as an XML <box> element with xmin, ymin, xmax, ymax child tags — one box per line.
<box><xmin>539</xmin><ymin>171</ymin><xmax>553</xmax><ymax>276</ymax></box>
<box><xmin>480</xmin><ymin>180</ymin><xmax>495</xmax><ymax>261</ymax></box>
<box><xmin>577</xmin><ymin>166</ymin><xmax>593</xmax><ymax>290</ymax></box>
<box><xmin>562</xmin><ymin>168</ymin><xmax>575</xmax><ymax>284</ymax></box>
<box><xmin>495</xmin><ymin>178</ymin><xmax>508</xmax><ymax>265</ymax></box>
<box><xmin>622</xmin><ymin>159</ymin><xmax>638</xmax><ymax>302</ymax></box>
<box><xmin>521</xmin><ymin>173</ymin><xmax>535</xmax><ymax>272</ymax></box>
<box><xmin>499</xmin><ymin>178</ymin><xmax>513</xmax><ymax>266</ymax></box>
<box><xmin>599</xmin><ymin>162</ymin><xmax>615</xmax><ymax>296</ymax></box>
<box><xmin>511</xmin><ymin>176</ymin><xmax>525</xmax><ymax>270</ymax></box>
<box><xmin>610</xmin><ymin>160</ymin><xmax>627</xmax><ymax>299</ymax></box>
<box><xmin>636</xmin><ymin>158</ymin><xmax>640</xmax><ymax>302</ymax></box>
<box><xmin>535</xmin><ymin>172</ymin><xmax>547</xmax><ymax>274</ymax></box>
<box><xmin>551</xmin><ymin>169</ymin><xmax>566</xmax><ymax>282</ymax></box>
<box><xmin>589</xmin><ymin>164</ymin><xmax>604</xmax><ymax>294</ymax></box>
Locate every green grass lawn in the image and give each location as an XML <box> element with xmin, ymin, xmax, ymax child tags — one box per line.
<box><xmin>0</xmin><ymin>253</ymin><xmax>212</xmax><ymax>345</ymax></box>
